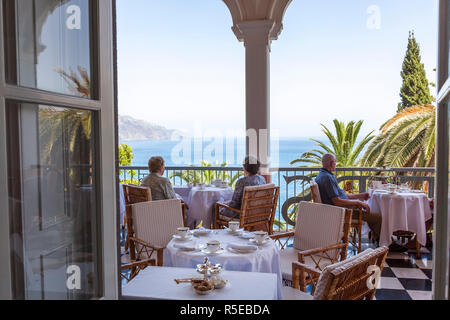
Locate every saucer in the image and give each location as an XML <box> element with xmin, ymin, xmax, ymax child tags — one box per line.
<box><xmin>249</xmin><ymin>237</ymin><xmax>271</xmax><ymax>246</ymax></box>
<box><xmin>192</xmin><ymin>229</ymin><xmax>212</xmax><ymax>236</ymax></box>
<box><xmin>227</xmin><ymin>228</ymin><xmax>244</xmax><ymax>235</ymax></box>
<box><xmin>172</xmin><ymin>233</ymin><xmax>193</xmax><ymax>241</ymax></box>
<box><xmin>226</xmin><ymin>244</ymin><xmax>257</xmax><ymax>254</ymax></box>
<box><xmin>201</xmin><ymin>248</ymin><xmax>225</xmax><ymax>255</ymax></box>
<box><xmin>239</xmin><ymin>232</ymin><xmax>255</xmax><ymax>240</ymax></box>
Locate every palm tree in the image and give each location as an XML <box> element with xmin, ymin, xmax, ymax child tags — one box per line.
<box><xmin>170</xmin><ymin>161</ymin><xmax>243</xmax><ymax>188</ymax></box>
<box><xmin>55</xmin><ymin>66</ymin><xmax>91</xmax><ymax>98</ymax></box>
<box><xmin>287</xmin><ymin>120</ymin><xmax>374</xmax><ymax>224</ymax></box>
<box><xmin>359</xmin><ymin>105</ymin><xmax>435</xmax><ymax>168</ymax></box>
<box><xmin>290</xmin><ymin>120</ymin><xmax>375</xmax><ymax>168</ymax></box>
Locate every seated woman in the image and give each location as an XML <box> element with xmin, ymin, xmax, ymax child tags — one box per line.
<box><xmin>141</xmin><ymin>156</ymin><xmax>178</xmax><ymax>201</ymax></box>
<box><xmin>220</xmin><ymin>156</ymin><xmax>267</xmax><ymax>218</ymax></box>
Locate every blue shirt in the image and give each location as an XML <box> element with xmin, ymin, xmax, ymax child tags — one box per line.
<box><xmin>315</xmin><ymin>168</ymin><xmax>348</xmax><ymax>205</ymax></box>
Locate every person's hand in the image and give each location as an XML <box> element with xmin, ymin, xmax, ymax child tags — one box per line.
<box><xmin>358</xmin><ymin>201</ymin><xmax>371</xmax><ymax>214</ymax></box>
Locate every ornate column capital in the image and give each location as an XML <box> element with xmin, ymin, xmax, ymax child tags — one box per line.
<box><xmin>223</xmin><ymin>0</ymin><xmax>292</xmax><ymax>43</ymax></box>
<box><xmin>235</xmin><ymin>20</ymin><xmax>275</xmax><ymax>47</ymax></box>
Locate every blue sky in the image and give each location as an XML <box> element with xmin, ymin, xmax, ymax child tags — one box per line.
<box><xmin>116</xmin><ymin>0</ymin><xmax>438</xmax><ymax>138</ymax></box>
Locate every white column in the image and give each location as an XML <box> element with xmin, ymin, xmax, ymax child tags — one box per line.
<box><xmin>239</xmin><ymin>20</ymin><xmax>275</xmax><ymax>179</ymax></box>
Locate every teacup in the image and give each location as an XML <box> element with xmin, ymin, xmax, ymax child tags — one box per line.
<box><xmin>254</xmin><ymin>231</ymin><xmax>268</xmax><ymax>244</ymax></box>
<box><xmin>206</xmin><ymin>240</ymin><xmax>221</xmax><ymax>253</ymax></box>
<box><xmin>388</xmin><ymin>186</ymin><xmax>397</xmax><ymax>193</ymax></box>
<box><xmin>177</xmin><ymin>227</ymin><xmax>190</xmax><ymax>238</ymax></box>
<box><xmin>228</xmin><ymin>221</ymin><xmax>240</xmax><ymax>232</ymax></box>
<box><xmin>371</xmin><ymin>181</ymin><xmax>382</xmax><ymax>189</ymax></box>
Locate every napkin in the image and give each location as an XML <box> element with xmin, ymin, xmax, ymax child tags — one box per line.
<box><xmin>173</xmin><ymin>242</ymin><xmax>197</xmax><ymax>251</ymax></box>
<box><xmin>229</xmin><ymin>242</ymin><xmax>258</xmax><ymax>251</ymax></box>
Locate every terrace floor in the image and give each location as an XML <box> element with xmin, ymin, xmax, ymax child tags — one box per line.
<box><xmin>120</xmin><ymin>230</ymin><xmax>433</xmax><ymax>300</ymax></box>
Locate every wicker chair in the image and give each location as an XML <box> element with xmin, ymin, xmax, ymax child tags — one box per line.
<box><xmin>271</xmin><ymin>201</ymin><xmax>351</xmax><ymax>291</ymax></box>
<box><xmin>121</xmin><ymin>258</ymin><xmax>155</xmax><ymax>283</ymax></box>
<box><xmin>122</xmin><ymin>184</ymin><xmax>152</xmax><ymax>252</ymax></box>
<box><xmin>214</xmin><ymin>184</ymin><xmax>280</xmax><ymax>235</ymax></box>
<box><xmin>310</xmin><ymin>181</ymin><xmax>363</xmax><ymax>253</ymax></box>
<box><xmin>128</xmin><ymin>199</ymin><xmax>185</xmax><ymax>268</ymax></box>
<box><xmin>282</xmin><ymin>247</ymin><xmax>388</xmax><ymax>300</ymax></box>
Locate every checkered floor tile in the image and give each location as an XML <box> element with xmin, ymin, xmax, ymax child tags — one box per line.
<box><xmin>347</xmin><ymin>241</ymin><xmax>432</xmax><ymax>301</ymax></box>
<box><xmin>374</xmin><ymin>247</ymin><xmax>433</xmax><ymax>300</ymax></box>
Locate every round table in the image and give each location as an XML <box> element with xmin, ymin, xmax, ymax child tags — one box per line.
<box><xmin>367</xmin><ymin>190</ymin><xmax>432</xmax><ymax>248</ymax></box>
<box><xmin>183</xmin><ymin>186</ymin><xmax>234</xmax><ymax>229</ymax></box>
<box><xmin>163</xmin><ymin>229</ymin><xmax>283</xmax><ymax>299</ymax></box>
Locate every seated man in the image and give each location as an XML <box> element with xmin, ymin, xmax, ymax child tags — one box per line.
<box><xmin>220</xmin><ymin>156</ymin><xmax>267</xmax><ymax>218</ymax></box>
<box><xmin>315</xmin><ymin>153</ymin><xmax>382</xmax><ymax>243</ymax></box>
<box><xmin>141</xmin><ymin>156</ymin><xmax>185</xmax><ymax>205</ymax></box>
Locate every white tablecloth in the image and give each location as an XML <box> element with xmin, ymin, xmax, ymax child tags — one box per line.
<box><xmin>184</xmin><ymin>187</ymin><xmax>234</xmax><ymax>229</ymax></box>
<box><xmin>163</xmin><ymin>229</ymin><xmax>283</xmax><ymax>299</ymax></box>
<box><xmin>122</xmin><ymin>266</ymin><xmax>278</xmax><ymax>300</ymax></box>
<box><xmin>367</xmin><ymin>191</ymin><xmax>432</xmax><ymax>247</ymax></box>
<box><xmin>173</xmin><ymin>186</ymin><xmax>192</xmax><ymax>203</ymax></box>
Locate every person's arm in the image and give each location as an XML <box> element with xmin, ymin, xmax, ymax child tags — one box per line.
<box><xmin>332</xmin><ymin>197</ymin><xmax>371</xmax><ymax>213</ymax></box>
<box><xmin>228</xmin><ymin>179</ymin><xmax>244</xmax><ymax>209</ymax></box>
<box><xmin>347</xmin><ymin>193</ymin><xmax>370</xmax><ymax>201</ymax></box>
<box><xmin>163</xmin><ymin>178</ymin><xmax>177</xmax><ymax>200</ymax></box>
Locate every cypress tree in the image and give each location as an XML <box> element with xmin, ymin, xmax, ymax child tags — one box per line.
<box><xmin>398</xmin><ymin>31</ymin><xmax>433</xmax><ymax>112</ymax></box>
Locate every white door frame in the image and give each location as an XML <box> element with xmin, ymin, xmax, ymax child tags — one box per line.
<box><xmin>0</xmin><ymin>0</ymin><xmax>119</xmax><ymax>299</ymax></box>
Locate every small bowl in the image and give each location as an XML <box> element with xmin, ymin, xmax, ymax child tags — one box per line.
<box><xmin>212</xmin><ymin>277</ymin><xmax>228</xmax><ymax>289</ymax></box>
<box><xmin>193</xmin><ymin>281</ymin><xmax>214</xmax><ymax>295</ymax></box>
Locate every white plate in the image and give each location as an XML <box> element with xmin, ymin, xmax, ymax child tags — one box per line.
<box><xmin>172</xmin><ymin>233</ymin><xmax>194</xmax><ymax>241</ymax></box>
<box><xmin>249</xmin><ymin>237</ymin><xmax>271</xmax><ymax>246</ymax></box>
<box><xmin>226</xmin><ymin>244</ymin><xmax>257</xmax><ymax>254</ymax></box>
<box><xmin>412</xmin><ymin>190</ymin><xmax>425</xmax><ymax>194</ymax></box>
<box><xmin>192</xmin><ymin>229</ymin><xmax>212</xmax><ymax>236</ymax></box>
<box><xmin>175</xmin><ymin>243</ymin><xmax>205</xmax><ymax>252</ymax></box>
<box><xmin>201</xmin><ymin>248</ymin><xmax>225</xmax><ymax>255</ymax></box>
<box><xmin>239</xmin><ymin>232</ymin><xmax>255</xmax><ymax>240</ymax></box>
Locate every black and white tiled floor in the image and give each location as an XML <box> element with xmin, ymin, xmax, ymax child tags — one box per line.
<box><xmin>374</xmin><ymin>248</ymin><xmax>433</xmax><ymax>300</ymax></box>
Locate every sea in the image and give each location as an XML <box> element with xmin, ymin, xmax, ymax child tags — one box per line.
<box><xmin>121</xmin><ymin>137</ymin><xmax>319</xmax><ymax>168</ymax></box>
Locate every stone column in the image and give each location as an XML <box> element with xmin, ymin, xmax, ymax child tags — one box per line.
<box><xmin>239</xmin><ymin>20</ymin><xmax>274</xmax><ymax>182</ymax></box>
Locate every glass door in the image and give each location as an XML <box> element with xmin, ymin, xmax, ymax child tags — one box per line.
<box><xmin>435</xmin><ymin>0</ymin><xmax>450</xmax><ymax>300</ymax></box>
<box><xmin>0</xmin><ymin>0</ymin><xmax>118</xmax><ymax>299</ymax></box>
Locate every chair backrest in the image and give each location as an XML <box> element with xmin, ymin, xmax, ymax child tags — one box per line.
<box><xmin>313</xmin><ymin>247</ymin><xmax>388</xmax><ymax>300</ymax></box>
<box><xmin>123</xmin><ymin>184</ymin><xmax>152</xmax><ymax>237</ymax></box>
<box><xmin>240</xmin><ymin>184</ymin><xmax>280</xmax><ymax>235</ymax></box>
<box><xmin>123</xmin><ymin>184</ymin><xmax>152</xmax><ymax>205</ymax></box>
<box><xmin>310</xmin><ymin>181</ymin><xmax>322</xmax><ymax>203</ymax></box>
<box><xmin>294</xmin><ymin>201</ymin><xmax>347</xmax><ymax>253</ymax></box>
<box><xmin>132</xmin><ymin>199</ymin><xmax>184</xmax><ymax>248</ymax></box>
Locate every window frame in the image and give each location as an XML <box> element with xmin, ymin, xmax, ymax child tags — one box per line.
<box><xmin>434</xmin><ymin>0</ymin><xmax>450</xmax><ymax>301</ymax></box>
<box><xmin>0</xmin><ymin>0</ymin><xmax>119</xmax><ymax>300</ymax></box>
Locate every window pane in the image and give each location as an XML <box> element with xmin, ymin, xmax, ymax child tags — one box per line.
<box><xmin>6</xmin><ymin>102</ymin><xmax>101</xmax><ymax>300</ymax></box>
<box><xmin>3</xmin><ymin>0</ymin><xmax>94</xmax><ymax>98</ymax></box>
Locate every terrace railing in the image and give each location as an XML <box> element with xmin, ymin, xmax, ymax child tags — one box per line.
<box><xmin>119</xmin><ymin>166</ymin><xmax>435</xmax><ymax>231</ymax></box>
